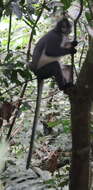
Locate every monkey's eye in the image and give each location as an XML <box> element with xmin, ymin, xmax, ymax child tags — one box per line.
<box><xmin>62</xmin><ymin>22</ymin><xmax>67</xmax><ymax>28</ymax></box>
<box><xmin>61</xmin><ymin>22</ymin><xmax>72</xmax><ymax>34</ymax></box>
<box><xmin>61</xmin><ymin>25</ymin><xmax>68</xmax><ymax>33</ymax></box>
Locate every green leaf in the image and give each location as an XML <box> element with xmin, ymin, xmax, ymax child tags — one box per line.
<box><xmin>48</xmin><ymin>119</ymin><xmax>63</xmax><ymax>128</ymax></box>
<box><xmin>11</xmin><ymin>70</ymin><xmax>21</xmax><ymax>85</ymax></box>
<box><xmin>61</xmin><ymin>0</ymin><xmax>73</xmax><ymax>9</ymax></box>
<box><xmin>85</xmin><ymin>12</ymin><xmax>92</xmax><ymax>22</ymax></box>
<box><xmin>4</xmin><ymin>52</ymin><xmax>13</xmax><ymax>62</ymax></box>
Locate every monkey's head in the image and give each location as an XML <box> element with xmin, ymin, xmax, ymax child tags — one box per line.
<box><xmin>55</xmin><ymin>17</ymin><xmax>72</xmax><ymax>35</ymax></box>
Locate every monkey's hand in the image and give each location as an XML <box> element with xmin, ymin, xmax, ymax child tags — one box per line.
<box><xmin>70</xmin><ymin>48</ymin><xmax>77</xmax><ymax>54</ymax></box>
<box><xmin>72</xmin><ymin>40</ymin><xmax>78</xmax><ymax>47</ymax></box>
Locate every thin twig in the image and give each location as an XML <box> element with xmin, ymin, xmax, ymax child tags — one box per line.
<box><xmin>0</xmin><ymin>78</ymin><xmax>36</xmax><ymax>97</ymax></box>
<box><xmin>27</xmin><ymin>0</ymin><xmax>46</xmax><ymax>61</ymax></box>
<box><xmin>23</xmin><ymin>18</ymin><xmax>32</xmax><ymax>28</ymax></box>
<box><xmin>7</xmin><ymin>12</ymin><xmax>12</xmax><ymax>53</ymax></box>
<box><xmin>79</xmin><ymin>42</ymin><xmax>85</xmax><ymax>67</ymax></box>
<box><xmin>0</xmin><ymin>81</ymin><xmax>28</xmax><ymax>97</ymax></box>
<box><xmin>6</xmin><ymin>82</ymin><xmax>27</xmax><ymax>140</ymax></box>
<box><xmin>87</xmin><ymin>0</ymin><xmax>93</xmax><ymax>19</ymax></box>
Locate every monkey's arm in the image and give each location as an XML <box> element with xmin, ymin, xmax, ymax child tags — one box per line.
<box><xmin>45</xmin><ymin>44</ymin><xmax>76</xmax><ymax>57</ymax></box>
<box><xmin>64</xmin><ymin>41</ymin><xmax>78</xmax><ymax>48</ymax></box>
<box><xmin>45</xmin><ymin>32</ymin><xmax>76</xmax><ymax>57</ymax></box>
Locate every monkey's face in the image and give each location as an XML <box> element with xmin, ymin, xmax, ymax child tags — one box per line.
<box><xmin>57</xmin><ymin>18</ymin><xmax>72</xmax><ymax>35</ymax></box>
<box><xmin>61</xmin><ymin>18</ymin><xmax>72</xmax><ymax>35</ymax></box>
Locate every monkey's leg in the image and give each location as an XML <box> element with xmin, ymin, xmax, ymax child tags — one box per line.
<box><xmin>35</xmin><ymin>62</ymin><xmax>67</xmax><ymax>90</ymax></box>
<box><xmin>52</xmin><ymin>62</ymin><xmax>73</xmax><ymax>90</ymax></box>
<box><xmin>26</xmin><ymin>79</ymin><xmax>44</xmax><ymax>169</ymax></box>
<box><xmin>52</xmin><ymin>62</ymin><xmax>67</xmax><ymax>90</ymax></box>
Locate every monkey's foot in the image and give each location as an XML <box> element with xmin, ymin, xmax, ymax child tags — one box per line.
<box><xmin>62</xmin><ymin>83</ymin><xmax>75</xmax><ymax>95</ymax></box>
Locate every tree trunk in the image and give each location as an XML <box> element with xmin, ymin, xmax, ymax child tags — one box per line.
<box><xmin>69</xmin><ymin>36</ymin><xmax>93</xmax><ymax>190</ymax></box>
<box><xmin>70</xmin><ymin>92</ymin><xmax>91</xmax><ymax>190</ymax></box>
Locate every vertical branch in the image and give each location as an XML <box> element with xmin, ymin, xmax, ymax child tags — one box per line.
<box><xmin>7</xmin><ymin>12</ymin><xmax>12</xmax><ymax>53</ymax></box>
<box><xmin>71</xmin><ymin>0</ymin><xmax>83</xmax><ymax>83</ymax></box>
<box><xmin>73</xmin><ymin>0</ymin><xmax>83</xmax><ymax>41</ymax></box>
<box><xmin>27</xmin><ymin>0</ymin><xmax>46</xmax><ymax>61</ymax></box>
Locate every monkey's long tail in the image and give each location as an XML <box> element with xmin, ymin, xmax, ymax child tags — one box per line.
<box><xmin>26</xmin><ymin>79</ymin><xmax>44</xmax><ymax>169</ymax></box>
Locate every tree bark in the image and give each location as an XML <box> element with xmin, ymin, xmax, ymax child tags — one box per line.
<box><xmin>70</xmin><ymin>92</ymin><xmax>91</xmax><ymax>190</ymax></box>
<box><xmin>69</xmin><ymin>36</ymin><xmax>93</xmax><ymax>190</ymax></box>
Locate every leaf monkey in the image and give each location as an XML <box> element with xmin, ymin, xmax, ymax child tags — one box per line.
<box><xmin>26</xmin><ymin>17</ymin><xmax>77</xmax><ymax>168</ymax></box>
